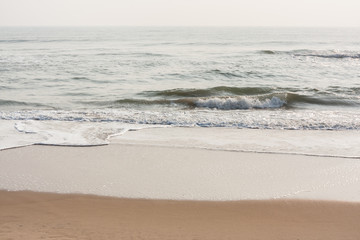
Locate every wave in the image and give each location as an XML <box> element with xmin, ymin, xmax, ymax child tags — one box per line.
<box><xmin>96</xmin><ymin>52</ymin><xmax>171</xmax><ymax>57</ymax></box>
<box><xmin>86</xmin><ymin>96</ymin><xmax>286</xmax><ymax>110</ymax></box>
<box><xmin>0</xmin><ymin>39</ymin><xmax>33</xmax><ymax>43</ymax></box>
<box><xmin>293</xmin><ymin>51</ymin><xmax>360</xmax><ymax>59</ymax></box>
<box><xmin>3</xmin><ymin>86</ymin><xmax>358</xmax><ymax>111</ymax></box>
<box><xmin>142</xmin><ymin>86</ymin><xmax>360</xmax><ymax>99</ymax></box>
<box><xmin>2</xmin><ymin>108</ymin><xmax>360</xmax><ymax>131</ymax></box>
<box><xmin>0</xmin><ymin>39</ymin><xmax>91</xmax><ymax>43</ymax></box>
<box><xmin>70</xmin><ymin>77</ymin><xmax>113</xmax><ymax>84</ymax></box>
<box><xmin>194</xmin><ymin>96</ymin><xmax>285</xmax><ymax>110</ymax></box>
<box><xmin>206</xmin><ymin>69</ymin><xmax>270</xmax><ymax>79</ymax></box>
<box><xmin>260</xmin><ymin>49</ymin><xmax>360</xmax><ymax>59</ymax></box>
<box><xmin>285</xmin><ymin>93</ymin><xmax>357</xmax><ymax>107</ymax></box>
<box><xmin>0</xmin><ymin>99</ymin><xmax>53</xmax><ymax>108</ymax></box>
<box><xmin>259</xmin><ymin>50</ymin><xmax>276</xmax><ymax>54</ymax></box>
<box><xmin>142</xmin><ymin>86</ymin><xmax>275</xmax><ymax>98</ymax></box>
<box><xmin>208</xmin><ymin>69</ymin><xmax>243</xmax><ymax>78</ymax></box>
<box><xmin>88</xmin><ymin>92</ymin><xmax>358</xmax><ymax>110</ymax></box>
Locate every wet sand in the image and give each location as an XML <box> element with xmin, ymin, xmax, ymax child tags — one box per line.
<box><xmin>1</xmin><ymin>190</ymin><xmax>360</xmax><ymax>240</ymax></box>
<box><xmin>2</xmin><ymin>143</ymin><xmax>360</xmax><ymax>201</ymax></box>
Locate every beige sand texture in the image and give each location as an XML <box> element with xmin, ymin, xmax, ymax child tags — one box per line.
<box><xmin>1</xmin><ymin>190</ymin><xmax>360</xmax><ymax>240</ymax></box>
<box><xmin>2</xmin><ymin>144</ymin><xmax>360</xmax><ymax>201</ymax></box>
<box><xmin>1</xmin><ymin>128</ymin><xmax>360</xmax><ymax>239</ymax></box>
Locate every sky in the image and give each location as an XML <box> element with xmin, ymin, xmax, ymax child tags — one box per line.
<box><xmin>0</xmin><ymin>0</ymin><xmax>360</xmax><ymax>27</ymax></box>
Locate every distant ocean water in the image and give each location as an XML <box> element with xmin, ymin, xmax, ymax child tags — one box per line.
<box><xmin>1</xmin><ymin>27</ymin><xmax>360</xmax><ymax>149</ymax></box>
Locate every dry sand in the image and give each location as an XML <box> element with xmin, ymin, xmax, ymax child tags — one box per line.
<box><xmin>1</xmin><ymin>190</ymin><xmax>360</xmax><ymax>240</ymax></box>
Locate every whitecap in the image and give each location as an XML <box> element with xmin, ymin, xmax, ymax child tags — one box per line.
<box><xmin>195</xmin><ymin>96</ymin><xmax>286</xmax><ymax>110</ymax></box>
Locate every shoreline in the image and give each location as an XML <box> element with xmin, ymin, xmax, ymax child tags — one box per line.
<box><xmin>1</xmin><ymin>190</ymin><xmax>360</xmax><ymax>240</ymax></box>
<box><xmin>1</xmin><ymin>127</ymin><xmax>360</xmax><ymax>239</ymax></box>
<box><xmin>1</xmin><ymin>141</ymin><xmax>360</xmax><ymax>201</ymax></box>
<box><xmin>2</xmin><ymin>123</ymin><xmax>360</xmax><ymax>158</ymax></box>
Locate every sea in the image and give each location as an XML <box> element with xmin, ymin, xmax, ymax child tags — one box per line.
<box><xmin>1</xmin><ymin>27</ymin><xmax>360</xmax><ymax>150</ymax></box>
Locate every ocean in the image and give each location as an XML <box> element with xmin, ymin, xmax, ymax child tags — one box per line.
<box><xmin>1</xmin><ymin>27</ymin><xmax>360</xmax><ymax>150</ymax></box>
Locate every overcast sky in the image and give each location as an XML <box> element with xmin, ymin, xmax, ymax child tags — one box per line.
<box><xmin>1</xmin><ymin>0</ymin><xmax>359</xmax><ymax>27</ymax></box>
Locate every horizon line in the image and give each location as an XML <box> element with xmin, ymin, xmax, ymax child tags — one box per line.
<box><xmin>1</xmin><ymin>25</ymin><xmax>360</xmax><ymax>28</ymax></box>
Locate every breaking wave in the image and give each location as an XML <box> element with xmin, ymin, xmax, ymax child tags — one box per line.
<box><xmin>88</xmin><ymin>93</ymin><xmax>358</xmax><ymax>110</ymax></box>
<box><xmin>3</xmin><ymin>86</ymin><xmax>359</xmax><ymax>111</ymax></box>
<box><xmin>133</xmin><ymin>87</ymin><xmax>359</xmax><ymax>110</ymax></box>
<box><xmin>86</xmin><ymin>96</ymin><xmax>286</xmax><ymax>110</ymax></box>
<box><xmin>194</xmin><ymin>96</ymin><xmax>285</xmax><ymax>109</ymax></box>
<box><xmin>142</xmin><ymin>86</ymin><xmax>273</xmax><ymax>98</ymax></box>
<box><xmin>2</xmin><ymin>108</ymin><xmax>360</xmax><ymax>131</ymax></box>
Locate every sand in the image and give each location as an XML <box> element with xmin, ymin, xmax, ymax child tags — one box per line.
<box><xmin>1</xmin><ymin>127</ymin><xmax>360</xmax><ymax>239</ymax></box>
<box><xmin>1</xmin><ymin>190</ymin><xmax>360</xmax><ymax>240</ymax></box>
<box><xmin>1</xmin><ymin>143</ymin><xmax>360</xmax><ymax>201</ymax></box>
<box><xmin>111</xmin><ymin>127</ymin><xmax>360</xmax><ymax>158</ymax></box>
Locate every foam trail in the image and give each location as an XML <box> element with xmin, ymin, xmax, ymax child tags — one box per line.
<box><xmin>0</xmin><ymin>120</ymin><xmax>151</xmax><ymax>150</ymax></box>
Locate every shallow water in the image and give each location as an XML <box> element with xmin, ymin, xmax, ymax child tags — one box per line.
<box><xmin>1</xmin><ymin>27</ymin><xmax>360</xmax><ymax>149</ymax></box>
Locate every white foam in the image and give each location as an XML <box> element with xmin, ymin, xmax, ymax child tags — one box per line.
<box><xmin>1</xmin><ymin>107</ymin><xmax>360</xmax><ymax>150</ymax></box>
<box><xmin>2</xmin><ymin>108</ymin><xmax>359</xmax><ymax>131</ymax></box>
<box><xmin>195</xmin><ymin>96</ymin><xmax>285</xmax><ymax>110</ymax></box>
<box><xmin>0</xmin><ymin>120</ymin><xmax>151</xmax><ymax>150</ymax></box>
<box><xmin>0</xmin><ymin>120</ymin><xmax>39</xmax><ymax>150</ymax></box>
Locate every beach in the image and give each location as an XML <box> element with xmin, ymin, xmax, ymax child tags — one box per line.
<box><xmin>2</xmin><ymin>128</ymin><xmax>360</xmax><ymax>201</ymax></box>
<box><xmin>1</xmin><ymin>191</ymin><xmax>360</xmax><ymax>240</ymax></box>
<box><xmin>1</xmin><ymin>128</ymin><xmax>360</xmax><ymax>239</ymax></box>
<box><xmin>1</xmin><ymin>26</ymin><xmax>360</xmax><ymax>239</ymax></box>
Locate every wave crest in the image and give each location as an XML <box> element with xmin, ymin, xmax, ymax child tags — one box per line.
<box><xmin>195</xmin><ymin>96</ymin><xmax>285</xmax><ymax>110</ymax></box>
<box><xmin>260</xmin><ymin>49</ymin><xmax>360</xmax><ymax>59</ymax></box>
<box><xmin>84</xmin><ymin>88</ymin><xmax>359</xmax><ymax>110</ymax></box>
<box><xmin>143</xmin><ymin>86</ymin><xmax>274</xmax><ymax>98</ymax></box>
<box><xmin>0</xmin><ymin>99</ymin><xmax>53</xmax><ymax>109</ymax></box>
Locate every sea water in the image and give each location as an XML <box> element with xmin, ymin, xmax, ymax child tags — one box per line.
<box><xmin>1</xmin><ymin>27</ymin><xmax>360</xmax><ymax>151</ymax></box>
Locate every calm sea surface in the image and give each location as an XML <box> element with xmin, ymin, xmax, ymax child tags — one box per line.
<box><xmin>1</xmin><ymin>27</ymin><xmax>360</xmax><ymax>148</ymax></box>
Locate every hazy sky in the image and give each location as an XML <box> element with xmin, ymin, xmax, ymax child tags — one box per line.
<box><xmin>1</xmin><ymin>0</ymin><xmax>359</xmax><ymax>27</ymax></box>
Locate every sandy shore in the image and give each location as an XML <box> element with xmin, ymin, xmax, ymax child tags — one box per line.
<box><xmin>1</xmin><ymin>128</ymin><xmax>360</xmax><ymax>239</ymax></box>
<box><xmin>1</xmin><ymin>143</ymin><xmax>360</xmax><ymax>201</ymax></box>
<box><xmin>1</xmin><ymin>190</ymin><xmax>360</xmax><ymax>240</ymax></box>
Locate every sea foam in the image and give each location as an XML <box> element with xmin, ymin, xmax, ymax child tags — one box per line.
<box><xmin>0</xmin><ymin>120</ymin><xmax>149</xmax><ymax>150</ymax></box>
<box><xmin>195</xmin><ymin>96</ymin><xmax>285</xmax><ymax>110</ymax></box>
